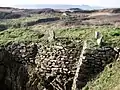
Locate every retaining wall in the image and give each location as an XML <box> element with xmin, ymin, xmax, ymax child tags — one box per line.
<box><xmin>0</xmin><ymin>40</ymin><xmax>119</xmax><ymax>90</ymax></box>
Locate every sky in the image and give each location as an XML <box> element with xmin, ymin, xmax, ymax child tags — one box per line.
<box><xmin>0</xmin><ymin>0</ymin><xmax>120</xmax><ymax>8</ymax></box>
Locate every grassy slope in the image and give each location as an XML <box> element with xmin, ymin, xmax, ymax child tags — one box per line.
<box><xmin>83</xmin><ymin>59</ymin><xmax>120</xmax><ymax>90</ymax></box>
<box><xmin>56</xmin><ymin>26</ymin><xmax>120</xmax><ymax>47</ymax></box>
<box><xmin>0</xmin><ymin>13</ymin><xmax>58</xmax><ymax>28</ymax></box>
<box><xmin>1</xmin><ymin>26</ymin><xmax>120</xmax><ymax>46</ymax></box>
<box><xmin>0</xmin><ymin>28</ymin><xmax>43</xmax><ymax>45</ymax></box>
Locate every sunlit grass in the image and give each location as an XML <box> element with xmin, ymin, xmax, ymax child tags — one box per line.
<box><xmin>0</xmin><ymin>28</ymin><xmax>44</xmax><ymax>45</ymax></box>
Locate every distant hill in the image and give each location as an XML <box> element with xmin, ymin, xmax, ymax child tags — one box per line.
<box><xmin>14</xmin><ymin>4</ymin><xmax>104</xmax><ymax>10</ymax></box>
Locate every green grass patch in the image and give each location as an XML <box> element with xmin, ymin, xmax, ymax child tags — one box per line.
<box><xmin>56</xmin><ymin>26</ymin><xmax>120</xmax><ymax>47</ymax></box>
<box><xmin>83</xmin><ymin>60</ymin><xmax>120</xmax><ymax>90</ymax></box>
<box><xmin>0</xmin><ymin>28</ymin><xmax>44</xmax><ymax>45</ymax></box>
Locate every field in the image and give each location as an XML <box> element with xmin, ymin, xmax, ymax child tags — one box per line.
<box><xmin>0</xmin><ymin>7</ymin><xmax>120</xmax><ymax>90</ymax></box>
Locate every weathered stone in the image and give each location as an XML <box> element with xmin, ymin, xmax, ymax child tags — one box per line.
<box><xmin>0</xmin><ymin>39</ymin><xmax>119</xmax><ymax>90</ymax></box>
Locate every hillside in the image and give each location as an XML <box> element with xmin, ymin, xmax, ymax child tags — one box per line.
<box><xmin>0</xmin><ymin>7</ymin><xmax>120</xmax><ymax>90</ymax></box>
<box><xmin>13</xmin><ymin>4</ymin><xmax>103</xmax><ymax>10</ymax></box>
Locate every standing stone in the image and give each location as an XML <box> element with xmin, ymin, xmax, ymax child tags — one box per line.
<box><xmin>95</xmin><ymin>31</ymin><xmax>100</xmax><ymax>39</ymax></box>
<box><xmin>97</xmin><ymin>35</ymin><xmax>104</xmax><ymax>47</ymax></box>
<box><xmin>48</xmin><ymin>30</ymin><xmax>55</xmax><ymax>42</ymax></box>
<box><xmin>95</xmin><ymin>32</ymin><xmax>104</xmax><ymax>47</ymax></box>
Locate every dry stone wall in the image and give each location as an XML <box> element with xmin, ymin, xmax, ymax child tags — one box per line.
<box><xmin>0</xmin><ymin>39</ymin><xmax>119</xmax><ymax>90</ymax></box>
<box><xmin>0</xmin><ymin>47</ymin><xmax>28</xmax><ymax>90</ymax></box>
<box><xmin>72</xmin><ymin>46</ymin><xmax>119</xmax><ymax>90</ymax></box>
<box><xmin>35</xmin><ymin>41</ymin><xmax>82</xmax><ymax>90</ymax></box>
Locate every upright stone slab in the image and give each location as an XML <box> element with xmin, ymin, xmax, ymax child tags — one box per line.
<box><xmin>95</xmin><ymin>31</ymin><xmax>100</xmax><ymax>39</ymax></box>
<box><xmin>48</xmin><ymin>30</ymin><xmax>55</xmax><ymax>42</ymax></box>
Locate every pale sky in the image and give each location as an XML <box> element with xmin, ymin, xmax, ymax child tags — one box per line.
<box><xmin>0</xmin><ymin>0</ymin><xmax>120</xmax><ymax>8</ymax></box>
